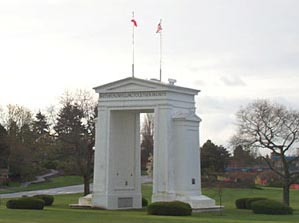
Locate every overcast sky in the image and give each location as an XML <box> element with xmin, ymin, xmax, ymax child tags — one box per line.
<box><xmin>1</xmin><ymin>0</ymin><xmax>299</xmax><ymax>148</ymax></box>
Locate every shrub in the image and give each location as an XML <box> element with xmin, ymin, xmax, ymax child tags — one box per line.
<box><xmin>245</xmin><ymin>197</ymin><xmax>267</xmax><ymax>209</ymax></box>
<box><xmin>6</xmin><ymin>197</ymin><xmax>45</xmax><ymax>210</ymax></box>
<box><xmin>251</xmin><ymin>199</ymin><xmax>293</xmax><ymax>215</ymax></box>
<box><xmin>43</xmin><ymin>160</ymin><xmax>59</xmax><ymax>170</ymax></box>
<box><xmin>33</xmin><ymin>195</ymin><xmax>54</xmax><ymax>206</ymax></box>
<box><xmin>142</xmin><ymin>197</ymin><xmax>148</xmax><ymax>207</ymax></box>
<box><xmin>235</xmin><ymin>198</ymin><xmax>250</xmax><ymax>209</ymax></box>
<box><xmin>147</xmin><ymin>201</ymin><xmax>192</xmax><ymax>216</ymax></box>
<box><xmin>235</xmin><ymin>197</ymin><xmax>267</xmax><ymax>209</ymax></box>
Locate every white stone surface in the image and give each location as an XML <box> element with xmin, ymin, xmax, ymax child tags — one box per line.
<box><xmin>79</xmin><ymin>194</ymin><xmax>92</xmax><ymax>206</ymax></box>
<box><xmin>79</xmin><ymin>77</ymin><xmax>216</xmax><ymax>209</ymax></box>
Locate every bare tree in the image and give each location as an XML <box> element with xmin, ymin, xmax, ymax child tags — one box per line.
<box><xmin>5</xmin><ymin>104</ymin><xmax>33</xmax><ymax>131</ymax></box>
<box><xmin>231</xmin><ymin>99</ymin><xmax>299</xmax><ymax>206</ymax></box>
<box><xmin>141</xmin><ymin>114</ymin><xmax>154</xmax><ymax>172</ymax></box>
<box><xmin>2</xmin><ymin>104</ymin><xmax>37</xmax><ymax>180</ymax></box>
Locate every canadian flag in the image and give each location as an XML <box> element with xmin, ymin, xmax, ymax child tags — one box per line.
<box><xmin>156</xmin><ymin>22</ymin><xmax>162</xmax><ymax>33</ymax></box>
<box><xmin>131</xmin><ymin>19</ymin><xmax>137</xmax><ymax>27</ymax></box>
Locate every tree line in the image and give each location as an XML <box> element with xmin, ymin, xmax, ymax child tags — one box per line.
<box><xmin>201</xmin><ymin>100</ymin><xmax>299</xmax><ymax>206</ymax></box>
<box><xmin>0</xmin><ymin>90</ymin><xmax>96</xmax><ymax>195</ymax></box>
<box><xmin>1</xmin><ymin>95</ymin><xmax>298</xmax><ymax>206</ymax></box>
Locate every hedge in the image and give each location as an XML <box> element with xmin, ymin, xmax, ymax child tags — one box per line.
<box><xmin>235</xmin><ymin>198</ymin><xmax>249</xmax><ymax>209</ymax></box>
<box><xmin>235</xmin><ymin>197</ymin><xmax>267</xmax><ymax>209</ymax></box>
<box><xmin>251</xmin><ymin>199</ymin><xmax>293</xmax><ymax>215</ymax></box>
<box><xmin>33</xmin><ymin>194</ymin><xmax>54</xmax><ymax>206</ymax></box>
<box><xmin>147</xmin><ymin>201</ymin><xmax>192</xmax><ymax>216</ymax></box>
<box><xmin>245</xmin><ymin>197</ymin><xmax>267</xmax><ymax>209</ymax></box>
<box><xmin>6</xmin><ymin>197</ymin><xmax>45</xmax><ymax>210</ymax></box>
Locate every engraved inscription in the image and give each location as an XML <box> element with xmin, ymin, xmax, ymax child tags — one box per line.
<box><xmin>99</xmin><ymin>91</ymin><xmax>166</xmax><ymax>98</ymax></box>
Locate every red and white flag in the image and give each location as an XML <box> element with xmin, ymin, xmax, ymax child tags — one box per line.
<box><xmin>156</xmin><ymin>22</ymin><xmax>162</xmax><ymax>33</ymax></box>
<box><xmin>131</xmin><ymin>19</ymin><xmax>137</xmax><ymax>27</ymax></box>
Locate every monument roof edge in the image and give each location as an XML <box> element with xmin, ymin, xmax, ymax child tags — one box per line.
<box><xmin>93</xmin><ymin>77</ymin><xmax>200</xmax><ymax>95</ymax></box>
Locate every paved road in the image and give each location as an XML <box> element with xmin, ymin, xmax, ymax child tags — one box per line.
<box><xmin>21</xmin><ymin>169</ymin><xmax>59</xmax><ymax>187</ymax></box>
<box><xmin>0</xmin><ymin>176</ymin><xmax>152</xmax><ymax>199</ymax></box>
<box><xmin>0</xmin><ymin>184</ymin><xmax>88</xmax><ymax>199</ymax></box>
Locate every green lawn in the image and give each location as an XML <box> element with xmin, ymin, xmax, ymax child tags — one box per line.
<box><xmin>0</xmin><ymin>185</ymin><xmax>298</xmax><ymax>223</ymax></box>
<box><xmin>0</xmin><ymin>176</ymin><xmax>83</xmax><ymax>194</ymax></box>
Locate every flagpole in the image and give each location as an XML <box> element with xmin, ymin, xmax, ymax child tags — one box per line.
<box><xmin>132</xmin><ymin>12</ymin><xmax>135</xmax><ymax>78</ymax></box>
<box><xmin>159</xmin><ymin>19</ymin><xmax>162</xmax><ymax>81</ymax></box>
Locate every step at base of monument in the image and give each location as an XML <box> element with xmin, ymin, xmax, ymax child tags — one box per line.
<box><xmin>152</xmin><ymin>193</ymin><xmax>218</xmax><ymax>210</ymax></box>
<box><xmin>69</xmin><ymin>204</ymin><xmax>91</xmax><ymax>209</ymax></box>
<box><xmin>70</xmin><ymin>194</ymin><xmax>93</xmax><ymax>209</ymax></box>
<box><xmin>192</xmin><ymin>206</ymin><xmax>224</xmax><ymax>213</ymax></box>
<box><xmin>69</xmin><ymin>204</ymin><xmax>106</xmax><ymax>210</ymax></box>
<box><xmin>72</xmin><ymin>193</ymin><xmax>223</xmax><ymax>212</ymax></box>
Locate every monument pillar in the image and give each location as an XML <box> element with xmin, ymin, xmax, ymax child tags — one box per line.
<box><xmin>92</xmin><ymin>107</ymin><xmax>108</xmax><ymax>204</ymax></box>
<box><xmin>92</xmin><ymin>109</ymin><xmax>141</xmax><ymax>209</ymax></box>
<box><xmin>152</xmin><ymin>105</ymin><xmax>175</xmax><ymax>200</ymax></box>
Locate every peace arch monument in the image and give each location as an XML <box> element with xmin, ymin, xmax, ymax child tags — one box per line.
<box><xmin>79</xmin><ymin>77</ymin><xmax>216</xmax><ymax>210</ymax></box>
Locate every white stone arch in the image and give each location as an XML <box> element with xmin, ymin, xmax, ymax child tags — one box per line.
<box><xmin>82</xmin><ymin>77</ymin><xmax>216</xmax><ymax>210</ymax></box>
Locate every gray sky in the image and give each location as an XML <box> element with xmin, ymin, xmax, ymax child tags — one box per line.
<box><xmin>1</xmin><ymin>0</ymin><xmax>299</xmax><ymax>148</ymax></box>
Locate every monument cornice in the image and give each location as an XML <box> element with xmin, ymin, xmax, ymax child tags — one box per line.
<box><xmin>99</xmin><ymin>91</ymin><xmax>167</xmax><ymax>99</ymax></box>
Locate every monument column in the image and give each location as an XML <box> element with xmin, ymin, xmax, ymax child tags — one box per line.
<box><xmin>172</xmin><ymin>113</ymin><xmax>202</xmax><ymax>196</ymax></box>
<box><xmin>92</xmin><ymin>106</ymin><xmax>109</xmax><ymax>207</ymax></box>
<box><xmin>152</xmin><ymin>105</ymin><xmax>175</xmax><ymax>202</ymax></box>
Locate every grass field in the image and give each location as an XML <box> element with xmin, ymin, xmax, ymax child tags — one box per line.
<box><xmin>0</xmin><ymin>184</ymin><xmax>298</xmax><ymax>223</ymax></box>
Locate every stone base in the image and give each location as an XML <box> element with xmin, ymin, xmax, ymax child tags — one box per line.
<box><xmin>184</xmin><ymin>195</ymin><xmax>216</xmax><ymax>209</ymax></box>
<box><xmin>74</xmin><ymin>193</ymin><xmax>142</xmax><ymax>210</ymax></box>
<box><xmin>72</xmin><ymin>193</ymin><xmax>221</xmax><ymax>211</ymax></box>
<box><xmin>152</xmin><ymin>193</ymin><xmax>217</xmax><ymax>209</ymax></box>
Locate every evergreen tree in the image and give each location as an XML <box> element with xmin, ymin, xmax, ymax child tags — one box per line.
<box><xmin>54</xmin><ymin>94</ymin><xmax>96</xmax><ymax>195</ymax></box>
<box><xmin>32</xmin><ymin>111</ymin><xmax>55</xmax><ymax>169</ymax></box>
<box><xmin>0</xmin><ymin>124</ymin><xmax>9</xmax><ymax>168</ymax></box>
<box><xmin>33</xmin><ymin>111</ymin><xmax>49</xmax><ymax>136</ymax></box>
<box><xmin>201</xmin><ymin>140</ymin><xmax>230</xmax><ymax>175</ymax></box>
<box><xmin>232</xmin><ymin>145</ymin><xmax>256</xmax><ymax>167</ymax></box>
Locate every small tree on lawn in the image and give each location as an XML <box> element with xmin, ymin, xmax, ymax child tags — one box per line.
<box><xmin>231</xmin><ymin>99</ymin><xmax>299</xmax><ymax>206</ymax></box>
